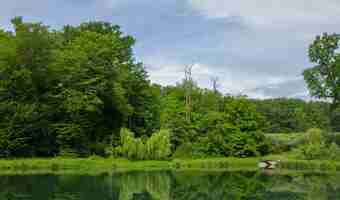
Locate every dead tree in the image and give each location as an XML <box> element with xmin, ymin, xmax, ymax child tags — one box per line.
<box><xmin>211</xmin><ymin>76</ymin><xmax>222</xmax><ymax>112</ymax></box>
<box><xmin>211</xmin><ymin>76</ymin><xmax>219</xmax><ymax>94</ymax></box>
<box><xmin>184</xmin><ymin>64</ymin><xmax>194</xmax><ymax>122</ymax></box>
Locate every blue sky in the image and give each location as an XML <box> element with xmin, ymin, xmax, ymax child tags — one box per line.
<box><xmin>1</xmin><ymin>0</ymin><xmax>340</xmax><ymax>98</ymax></box>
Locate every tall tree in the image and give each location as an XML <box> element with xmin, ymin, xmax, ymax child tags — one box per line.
<box><xmin>0</xmin><ymin>17</ymin><xmax>58</xmax><ymax>156</ymax></box>
<box><xmin>303</xmin><ymin>33</ymin><xmax>340</xmax><ymax>129</ymax></box>
<box><xmin>184</xmin><ymin>64</ymin><xmax>194</xmax><ymax>122</ymax></box>
<box><xmin>0</xmin><ymin>18</ymin><xmax>155</xmax><ymax>157</ymax></box>
<box><xmin>211</xmin><ymin>76</ymin><xmax>219</xmax><ymax>94</ymax></box>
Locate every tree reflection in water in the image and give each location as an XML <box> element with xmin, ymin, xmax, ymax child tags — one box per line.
<box><xmin>0</xmin><ymin>170</ymin><xmax>340</xmax><ymax>199</ymax></box>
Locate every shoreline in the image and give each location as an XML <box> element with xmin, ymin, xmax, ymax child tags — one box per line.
<box><xmin>0</xmin><ymin>157</ymin><xmax>339</xmax><ymax>175</ymax></box>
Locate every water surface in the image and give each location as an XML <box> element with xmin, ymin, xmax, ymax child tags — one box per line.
<box><xmin>1</xmin><ymin>170</ymin><xmax>340</xmax><ymax>199</ymax></box>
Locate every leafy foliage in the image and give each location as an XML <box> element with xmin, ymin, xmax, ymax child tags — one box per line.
<box><xmin>303</xmin><ymin>33</ymin><xmax>340</xmax><ymax>130</ymax></box>
<box><xmin>295</xmin><ymin>128</ymin><xmax>340</xmax><ymax>160</ymax></box>
<box><xmin>0</xmin><ymin>17</ymin><xmax>157</xmax><ymax>157</ymax></box>
<box><xmin>1</xmin><ymin>17</ymin><xmax>338</xmax><ymax>160</ymax></box>
<box><xmin>160</xmin><ymin>86</ymin><xmax>270</xmax><ymax>158</ymax></box>
<box><xmin>195</xmin><ymin>124</ymin><xmax>270</xmax><ymax>158</ymax></box>
<box><xmin>117</xmin><ymin>128</ymin><xmax>171</xmax><ymax>160</ymax></box>
<box><xmin>254</xmin><ymin>98</ymin><xmax>331</xmax><ymax>133</ymax></box>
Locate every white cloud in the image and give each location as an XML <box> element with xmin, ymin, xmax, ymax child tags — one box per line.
<box><xmin>188</xmin><ymin>0</ymin><xmax>340</xmax><ymax>25</ymax></box>
<box><xmin>144</xmin><ymin>56</ymin><xmax>304</xmax><ymax>97</ymax></box>
<box><xmin>1</xmin><ymin>0</ymin><xmax>336</xmax><ymax>99</ymax></box>
<box><xmin>244</xmin><ymin>77</ymin><xmax>309</xmax><ymax>99</ymax></box>
<box><xmin>101</xmin><ymin>0</ymin><xmax>120</xmax><ymax>9</ymax></box>
<box><xmin>143</xmin><ymin>57</ymin><xmax>185</xmax><ymax>86</ymax></box>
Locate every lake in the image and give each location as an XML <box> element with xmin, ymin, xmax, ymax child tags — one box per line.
<box><xmin>0</xmin><ymin>170</ymin><xmax>340</xmax><ymax>199</ymax></box>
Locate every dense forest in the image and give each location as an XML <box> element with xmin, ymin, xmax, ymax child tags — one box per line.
<box><xmin>0</xmin><ymin>18</ymin><xmax>339</xmax><ymax>159</ymax></box>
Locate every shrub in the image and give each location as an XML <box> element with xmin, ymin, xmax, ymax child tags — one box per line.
<box><xmin>304</xmin><ymin>128</ymin><xmax>324</xmax><ymax>145</ymax></box>
<box><xmin>120</xmin><ymin>128</ymin><xmax>138</xmax><ymax>159</ymax></box>
<box><xmin>295</xmin><ymin>128</ymin><xmax>340</xmax><ymax>160</ymax></box>
<box><xmin>193</xmin><ymin>123</ymin><xmax>269</xmax><ymax>158</ymax></box>
<box><xmin>252</xmin><ymin>131</ymin><xmax>272</xmax><ymax>155</ymax></box>
<box><xmin>195</xmin><ymin>123</ymin><xmax>238</xmax><ymax>157</ymax></box>
<box><xmin>167</xmin><ymin>116</ymin><xmax>199</xmax><ymax>152</ymax></box>
<box><xmin>229</xmin><ymin>131</ymin><xmax>261</xmax><ymax>157</ymax></box>
<box><xmin>117</xmin><ymin>128</ymin><xmax>171</xmax><ymax>160</ymax></box>
<box><xmin>136</xmin><ymin>138</ymin><xmax>147</xmax><ymax>160</ymax></box>
<box><xmin>295</xmin><ymin>128</ymin><xmax>325</xmax><ymax>160</ymax></box>
<box><xmin>146</xmin><ymin>129</ymin><xmax>171</xmax><ymax>160</ymax></box>
<box><xmin>328</xmin><ymin>142</ymin><xmax>340</xmax><ymax>161</ymax></box>
<box><xmin>172</xmin><ymin>143</ymin><xmax>193</xmax><ymax>158</ymax></box>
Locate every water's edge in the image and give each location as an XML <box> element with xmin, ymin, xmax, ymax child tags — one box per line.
<box><xmin>0</xmin><ymin>158</ymin><xmax>339</xmax><ymax>175</ymax></box>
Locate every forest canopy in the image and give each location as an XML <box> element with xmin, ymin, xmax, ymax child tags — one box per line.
<box><xmin>0</xmin><ymin>18</ymin><xmax>339</xmax><ymax>158</ymax></box>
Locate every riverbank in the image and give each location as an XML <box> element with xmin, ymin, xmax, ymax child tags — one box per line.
<box><xmin>0</xmin><ymin>157</ymin><xmax>251</xmax><ymax>174</ymax></box>
<box><xmin>0</xmin><ymin>157</ymin><xmax>339</xmax><ymax>175</ymax></box>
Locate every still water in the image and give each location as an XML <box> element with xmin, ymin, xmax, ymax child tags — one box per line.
<box><xmin>0</xmin><ymin>170</ymin><xmax>340</xmax><ymax>200</ymax></box>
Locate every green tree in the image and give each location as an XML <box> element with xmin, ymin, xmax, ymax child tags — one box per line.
<box><xmin>0</xmin><ymin>17</ymin><xmax>155</xmax><ymax>157</ymax></box>
<box><xmin>117</xmin><ymin>128</ymin><xmax>171</xmax><ymax>160</ymax></box>
<box><xmin>0</xmin><ymin>17</ymin><xmax>58</xmax><ymax>157</ymax></box>
<box><xmin>223</xmin><ymin>96</ymin><xmax>266</xmax><ymax>132</ymax></box>
<box><xmin>50</xmin><ymin>22</ymin><xmax>136</xmax><ymax>155</ymax></box>
<box><xmin>304</xmin><ymin>33</ymin><xmax>340</xmax><ymax>130</ymax></box>
<box><xmin>254</xmin><ymin>98</ymin><xmax>331</xmax><ymax>133</ymax></box>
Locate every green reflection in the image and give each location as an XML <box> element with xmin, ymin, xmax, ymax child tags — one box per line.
<box><xmin>0</xmin><ymin>171</ymin><xmax>340</xmax><ymax>200</ymax></box>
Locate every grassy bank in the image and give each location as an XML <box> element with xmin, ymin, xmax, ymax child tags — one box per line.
<box><xmin>0</xmin><ymin>157</ymin><xmax>257</xmax><ymax>175</ymax></box>
<box><xmin>0</xmin><ymin>157</ymin><xmax>340</xmax><ymax>175</ymax></box>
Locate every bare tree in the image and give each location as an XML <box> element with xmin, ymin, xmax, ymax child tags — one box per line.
<box><xmin>211</xmin><ymin>76</ymin><xmax>219</xmax><ymax>94</ymax></box>
<box><xmin>210</xmin><ymin>76</ymin><xmax>222</xmax><ymax>111</ymax></box>
<box><xmin>184</xmin><ymin>64</ymin><xmax>194</xmax><ymax>122</ymax></box>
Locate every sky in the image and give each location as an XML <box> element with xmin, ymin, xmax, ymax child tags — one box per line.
<box><xmin>1</xmin><ymin>0</ymin><xmax>340</xmax><ymax>99</ymax></box>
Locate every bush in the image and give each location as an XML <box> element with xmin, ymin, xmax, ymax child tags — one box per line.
<box><xmin>328</xmin><ymin>142</ymin><xmax>340</xmax><ymax>161</ymax></box>
<box><xmin>295</xmin><ymin>128</ymin><xmax>340</xmax><ymax>160</ymax></box>
<box><xmin>193</xmin><ymin>123</ymin><xmax>270</xmax><ymax>158</ymax></box>
<box><xmin>146</xmin><ymin>129</ymin><xmax>171</xmax><ymax>160</ymax></box>
<box><xmin>120</xmin><ymin>128</ymin><xmax>138</xmax><ymax>159</ymax></box>
<box><xmin>167</xmin><ymin>116</ymin><xmax>199</xmax><ymax>152</ymax></box>
<box><xmin>195</xmin><ymin>123</ymin><xmax>238</xmax><ymax>157</ymax></box>
<box><xmin>229</xmin><ymin>131</ymin><xmax>263</xmax><ymax>157</ymax></box>
<box><xmin>172</xmin><ymin>143</ymin><xmax>194</xmax><ymax>158</ymax></box>
<box><xmin>295</xmin><ymin>128</ymin><xmax>325</xmax><ymax>160</ymax></box>
<box><xmin>116</xmin><ymin>128</ymin><xmax>171</xmax><ymax>160</ymax></box>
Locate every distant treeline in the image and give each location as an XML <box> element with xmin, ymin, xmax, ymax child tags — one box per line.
<box><xmin>252</xmin><ymin>98</ymin><xmax>338</xmax><ymax>133</ymax></box>
<box><xmin>0</xmin><ymin>18</ymin><xmax>339</xmax><ymax>158</ymax></box>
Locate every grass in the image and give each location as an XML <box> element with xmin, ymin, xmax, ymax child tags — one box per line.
<box><xmin>0</xmin><ymin>132</ymin><xmax>337</xmax><ymax>175</ymax></box>
<box><xmin>0</xmin><ymin>156</ymin><xmax>340</xmax><ymax>175</ymax></box>
<box><xmin>0</xmin><ymin>157</ymin><xmax>258</xmax><ymax>175</ymax></box>
<box><xmin>266</xmin><ymin>133</ymin><xmax>305</xmax><ymax>143</ymax></box>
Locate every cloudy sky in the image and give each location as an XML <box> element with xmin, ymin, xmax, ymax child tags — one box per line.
<box><xmin>1</xmin><ymin>0</ymin><xmax>340</xmax><ymax>98</ymax></box>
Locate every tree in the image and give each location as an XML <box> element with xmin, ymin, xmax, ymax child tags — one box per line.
<box><xmin>303</xmin><ymin>33</ymin><xmax>340</xmax><ymax>130</ymax></box>
<box><xmin>0</xmin><ymin>17</ymin><xmax>58</xmax><ymax>157</ymax></box>
<box><xmin>211</xmin><ymin>76</ymin><xmax>219</xmax><ymax>94</ymax></box>
<box><xmin>253</xmin><ymin>98</ymin><xmax>330</xmax><ymax>133</ymax></box>
<box><xmin>223</xmin><ymin>96</ymin><xmax>266</xmax><ymax>132</ymax></box>
<box><xmin>184</xmin><ymin>64</ymin><xmax>194</xmax><ymax>122</ymax></box>
<box><xmin>0</xmin><ymin>17</ymin><xmax>154</xmax><ymax>157</ymax></box>
<box><xmin>50</xmin><ymin>22</ymin><xmax>137</xmax><ymax>155</ymax></box>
